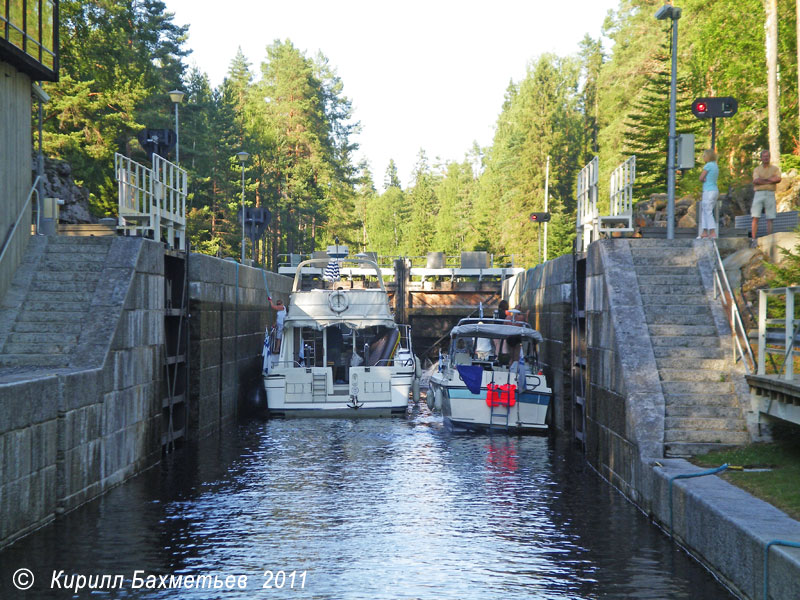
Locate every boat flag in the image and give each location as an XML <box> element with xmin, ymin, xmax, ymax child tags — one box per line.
<box><xmin>515</xmin><ymin>345</ymin><xmax>528</xmax><ymax>390</ymax></box>
<box><xmin>323</xmin><ymin>260</ymin><xmax>340</xmax><ymax>281</ymax></box>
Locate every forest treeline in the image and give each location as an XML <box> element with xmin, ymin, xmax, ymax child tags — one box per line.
<box><xmin>39</xmin><ymin>0</ymin><xmax>799</xmax><ymax>268</ymax></box>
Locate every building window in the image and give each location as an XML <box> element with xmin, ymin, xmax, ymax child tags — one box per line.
<box><xmin>0</xmin><ymin>0</ymin><xmax>59</xmax><ymax>81</ymax></box>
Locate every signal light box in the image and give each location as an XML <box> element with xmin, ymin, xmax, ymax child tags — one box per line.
<box><xmin>691</xmin><ymin>97</ymin><xmax>738</xmax><ymax>119</ymax></box>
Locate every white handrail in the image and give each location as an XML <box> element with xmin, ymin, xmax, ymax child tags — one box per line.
<box><xmin>756</xmin><ymin>286</ymin><xmax>800</xmax><ymax>379</ymax></box>
<box><xmin>711</xmin><ymin>240</ymin><xmax>755</xmax><ymax>372</ymax></box>
<box><xmin>0</xmin><ymin>176</ymin><xmax>41</xmax><ymax>267</ymax></box>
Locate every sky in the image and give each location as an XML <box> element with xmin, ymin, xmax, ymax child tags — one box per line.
<box><xmin>163</xmin><ymin>0</ymin><xmax>619</xmax><ymax>189</ymax></box>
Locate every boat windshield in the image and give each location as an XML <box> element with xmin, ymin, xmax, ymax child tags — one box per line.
<box><xmin>292</xmin><ymin>258</ymin><xmax>387</xmax><ymax>293</ymax></box>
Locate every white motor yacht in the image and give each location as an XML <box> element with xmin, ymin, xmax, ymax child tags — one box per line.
<box><xmin>427</xmin><ymin>318</ymin><xmax>552</xmax><ymax>432</ymax></box>
<box><xmin>264</xmin><ymin>257</ymin><xmax>416</xmax><ymax>416</ymax></box>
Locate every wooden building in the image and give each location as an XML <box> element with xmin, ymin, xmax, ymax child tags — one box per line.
<box><xmin>0</xmin><ymin>0</ymin><xmax>59</xmax><ymax>297</ymax></box>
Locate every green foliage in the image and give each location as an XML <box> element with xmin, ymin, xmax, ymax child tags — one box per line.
<box><xmin>40</xmin><ymin>0</ymin><xmax>800</xmax><ymax>270</ymax></box>
<box><xmin>622</xmin><ymin>47</ymin><xmax>701</xmax><ymax>199</ymax></box>
<box><xmin>781</xmin><ymin>154</ymin><xmax>800</xmax><ymax>172</ymax></box>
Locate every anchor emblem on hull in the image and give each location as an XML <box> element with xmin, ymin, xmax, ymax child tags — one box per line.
<box><xmin>348</xmin><ymin>386</ymin><xmax>363</xmax><ymax>409</ymax></box>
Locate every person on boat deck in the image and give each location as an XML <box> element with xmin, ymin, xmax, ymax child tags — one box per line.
<box><xmin>269</xmin><ymin>297</ymin><xmax>286</xmax><ymax>351</ymax></box>
<box><xmin>495</xmin><ymin>299</ymin><xmax>529</xmax><ymax>324</ymax></box>
<box><xmin>475</xmin><ymin>335</ymin><xmax>493</xmax><ymax>360</ymax></box>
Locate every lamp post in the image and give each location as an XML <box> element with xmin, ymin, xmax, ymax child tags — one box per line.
<box><xmin>236</xmin><ymin>151</ymin><xmax>250</xmax><ymax>262</ymax></box>
<box><xmin>655</xmin><ymin>2</ymin><xmax>681</xmax><ymax>240</ymax></box>
<box><xmin>168</xmin><ymin>90</ymin><xmax>184</xmax><ymax>164</ymax></box>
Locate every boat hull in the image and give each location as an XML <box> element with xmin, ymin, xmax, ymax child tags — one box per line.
<box><xmin>265</xmin><ymin>366</ymin><xmax>413</xmax><ymax>417</ymax></box>
<box><xmin>429</xmin><ymin>376</ymin><xmax>551</xmax><ymax>433</ymax></box>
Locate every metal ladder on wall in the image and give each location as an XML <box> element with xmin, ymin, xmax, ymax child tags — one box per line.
<box><xmin>162</xmin><ymin>246</ymin><xmax>189</xmax><ymax>452</ymax></box>
<box><xmin>571</xmin><ymin>249</ymin><xmax>588</xmax><ymax>449</ymax></box>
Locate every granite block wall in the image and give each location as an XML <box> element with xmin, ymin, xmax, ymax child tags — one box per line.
<box><xmin>187</xmin><ymin>254</ymin><xmax>291</xmax><ymax>438</ymax></box>
<box><xmin>508</xmin><ymin>254</ymin><xmax>574</xmax><ymax>432</ymax></box>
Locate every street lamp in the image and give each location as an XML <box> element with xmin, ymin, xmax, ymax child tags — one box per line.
<box><xmin>236</xmin><ymin>151</ymin><xmax>250</xmax><ymax>262</ymax></box>
<box><xmin>168</xmin><ymin>89</ymin><xmax>185</xmax><ymax>164</ymax></box>
<box><xmin>655</xmin><ymin>2</ymin><xmax>681</xmax><ymax>240</ymax></box>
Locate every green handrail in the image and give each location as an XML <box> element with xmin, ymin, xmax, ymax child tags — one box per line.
<box><xmin>668</xmin><ymin>463</ymin><xmax>728</xmax><ymax>533</ymax></box>
<box><xmin>763</xmin><ymin>539</ymin><xmax>800</xmax><ymax>600</ymax></box>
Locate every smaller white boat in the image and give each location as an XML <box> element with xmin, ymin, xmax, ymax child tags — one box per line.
<box><xmin>427</xmin><ymin>318</ymin><xmax>552</xmax><ymax>432</ymax></box>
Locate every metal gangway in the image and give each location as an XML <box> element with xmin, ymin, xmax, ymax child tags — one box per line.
<box><xmin>576</xmin><ymin>157</ymin><xmax>599</xmax><ymax>253</ymax></box>
<box><xmin>114</xmin><ymin>153</ymin><xmax>187</xmax><ymax>250</ymax></box>
<box><xmin>599</xmin><ymin>155</ymin><xmax>635</xmax><ymax>235</ymax></box>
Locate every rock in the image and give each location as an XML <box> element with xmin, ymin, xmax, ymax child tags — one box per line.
<box><xmin>32</xmin><ymin>156</ymin><xmax>97</xmax><ymax>224</ymax></box>
<box><xmin>678</xmin><ymin>213</ymin><xmax>696</xmax><ymax>228</ymax></box>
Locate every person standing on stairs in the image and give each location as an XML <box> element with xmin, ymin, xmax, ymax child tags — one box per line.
<box><xmin>750</xmin><ymin>149</ymin><xmax>782</xmax><ymax>247</ymax></box>
<box><xmin>698</xmin><ymin>149</ymin><xmax>719</xmax><ymax>239</ymax></box>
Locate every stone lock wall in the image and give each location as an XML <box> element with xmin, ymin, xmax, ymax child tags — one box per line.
<box><xmin>508</xmin><ymin>254</ymin><xmax>574</xmax><ymax>432</ymax></box>
<box><xmin>0</xmin><ymin>238</ymin><xmax>164</xmax><ymax>547</ymax></box>
<box><xmin>187</xmin><ymin>255</ymin><xmax>291</xmax><ymax>438</ymax></box>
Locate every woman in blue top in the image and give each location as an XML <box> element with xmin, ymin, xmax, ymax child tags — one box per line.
<box><xmin>698</xmin><ymin>149</ymin><xmax>719</xmax><ymax>239</ymax></box>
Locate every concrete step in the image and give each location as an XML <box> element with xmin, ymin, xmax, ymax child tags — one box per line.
<box><xmin>636</xmin><ymin>274</ymin><xmax>703</xmax><ymax>286</ymax></box>
<box><xmin>24</xmin><ymin>291</ymin><xmax>94</xmax><ymax>304</ymax></box>
<box><xmin>655</xmin><ymin>357</ymin><xmax>729</xmax><ymax>370</ymax></box>
<box><xmin>11</xmin><ymin>321</ymin><xmax>84</xmax><ymax>334</ymax></box>
<box><xmin>0</xmin><ymin>354</ymin><xmax>70</xmax><ymax>368</ymax></box>
<box><xmin>653</xmin><ymin>346</ymin><xmax>724</xmax><ymax>359</ymax></box>
<box><xmin>4</xmin><ymin>341</ymin><xmax>74</xmax><ymax>354</ymax></box>
<box><xmin>41</xmin><ymin>253</ymin><xmax>108</xmax><ymax>265</ymax></box>
<box><xmin>45</xmin><ymin>240</ymin><xmax>112</xmax><ymax>252</ymax></box>
<box><xmin>661</xmin><ymin>380</ymin><xmax>733</xmax><ymax>395</ymax></box>
<box><xmin>649</xmin><ymin>325</ymin><xmax>719</xmax><ymax>337</ymax></box>
<box><xmin>631</xmin><ymin>252</ymin><xmax>697</xmax><ymax>267</ymax></box>
<box><xmin>16</xmin><ymin>310</ymin><xmax>87</xmax><ymax>322</ymax></box>
<box><xmin>41</xmin><ymin>261</ymin><xmax>104</xmax><ymax>272</ymax></box>
<box><xmin>665</xmin><ymin>416</ymin><xmax>747</xmax><ymax>431</ymax></box>
<box><xmin>646</xmin><ymin>312</ymin><xmax>713</xmax><ymax>327</ymax></box>
<box><xmin>665</xmin><ymin>393</ymin><xmax>740</xmax><ymax>407</ymax></box>
<box><xmin>644</xmin><ymin>313</ymin><xmax>714</xmax><ymax>326</ymax></box>
<box><xmin>638</xmin><ymin>284</ymin><xmax>705</xmax><ymax>295</ymax></box>
<box><xmin>666</xmin><ymin>405</ymin><xmax>744</xmax><ymax>419</ymax></box>
<box><xmin>6</xmin><ymin>332</ymin><xmax>80</xmax><ymax>345</ymax></box>
<box><xmin>30</xmin><ymin>280</ymin><xmax>99</xmax><ymax>294</ymax></box>
<box><xmin>22</xmin><ymin>300</ymin><xmax>88</xmax><ymax>312</ymax></box>
<box><xmin>48</xmin><ymin>237</ymin><xmax>113</xmax><ymax>246</ymax></box>
<box><xmin>651</xmin><ymin>336</ymin><xmax>721</xmax><ymax>348</ymax></box>
<box><xmin>633</xmin><ymin>266</ymin><xmax>699</xmax><ymax>276</ymax></box>
<box><xmin>665</xmin><ymin>442</ymin><xmax>746</xmax><ymax>458</ymax></box>
<box><xmin>630</xmin><ymin>239</ymin><xmax>695</xmax><ymax>248</ymax></box>
<box><xmin>658</xmin><ymin>368</ymin><xmax>729</xmax><ymax>382</ymax></box>
<box><xmin>640</xmin><ymin>294</ymin><xmax>709</xmax><ymax>305</ymax></box>
<box><xmin>34</xmin><ymin>271</ymin><xmax>101</xmax><ymax>283</ymax></box>
<box><xmin>664</xmin><ymin>429</ymin><xmax>750</xmax><ymax>444</ymax></box>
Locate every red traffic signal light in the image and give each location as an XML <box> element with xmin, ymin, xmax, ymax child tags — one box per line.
<box><xmin>691</xmin><ymin>97</ymin><xmax>738</xmax><ymax>119</ymax></box>
<box><xmin>530</xmin><ymin>212</ymin><xmax>551</xmax><ymax>222</ymax></box>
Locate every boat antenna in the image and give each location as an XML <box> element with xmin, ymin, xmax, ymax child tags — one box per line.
<box><xmin>479</xmin><ymin>302</ymin><xmax>484</xmax><ymax>319</ymax></box>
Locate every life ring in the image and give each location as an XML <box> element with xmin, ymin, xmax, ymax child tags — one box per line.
<box><xmin>328</xmin><ymin>290</ymin><xmax>349</xmax><ymax>313</ymax></box>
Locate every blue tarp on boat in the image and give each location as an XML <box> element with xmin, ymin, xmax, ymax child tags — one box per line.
<box><xmin>456</xmin><ymin>365</ymin><xmax>484</xmax><ymax>395</ymax></box>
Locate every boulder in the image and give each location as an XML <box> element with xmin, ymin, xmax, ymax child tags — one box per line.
<box><xmin>33</xmin><ymin>156</ymin><xmax>96</xmax><ymax>224</ymax></box>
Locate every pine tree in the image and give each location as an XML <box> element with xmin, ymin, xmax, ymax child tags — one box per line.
<box><xmin>621</xmin><ymin>49</ymin><xmax>701</xmax><ymax>199</ymax></box>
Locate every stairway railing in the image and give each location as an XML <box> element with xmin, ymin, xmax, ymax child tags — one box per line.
<box><xmin>0</xmin><ymin>176</ymin><xmax>41</xmax><ymax>267</ymax></box>
<box><xmin>711</xmin><ymin>240</ymin><xmax>755</xmax><ymax>373</ymax></box>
